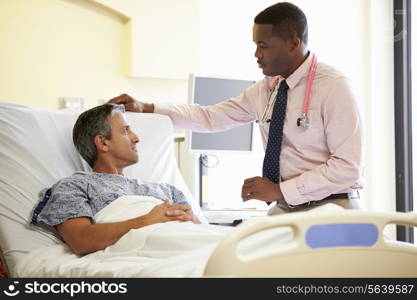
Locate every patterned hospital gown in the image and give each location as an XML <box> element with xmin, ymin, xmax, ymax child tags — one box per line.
<box><xmin>31</xmin><ymin>171</ymin><xmax>188</xmax><ymax>228</ymax></box>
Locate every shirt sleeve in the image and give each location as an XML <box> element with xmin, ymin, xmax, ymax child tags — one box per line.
<box><xmin>34</xmin><ymin>178</ymin><xmax>94</xmax><ymax>227</ymax></box>
<box><xmin>154</xmin><ymin>82</ymin><xmax>260</xmax><ymax>132</ymax></box>
<box><xmin>280</xmin><ymin>77</ymin><xmax>364</xmax><ymax>205</ymax></box>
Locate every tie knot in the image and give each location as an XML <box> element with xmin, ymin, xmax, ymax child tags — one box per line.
<box><xmin>279</xmin><ymin>80</ymin><xmax>289</xmax><ymax>91</ymax></box>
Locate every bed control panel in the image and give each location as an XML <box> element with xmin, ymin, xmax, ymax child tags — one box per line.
<box><xmin>306</xmin><ymin>223</ymin><xmax>379</xmax><ymax>248</ymax></box>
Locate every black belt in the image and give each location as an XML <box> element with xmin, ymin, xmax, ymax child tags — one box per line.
<box><xmin>322</xmin><ymin>192</ymin><xmax>359</xmax><ymax>201</ymax></box>
<box><xmin>278</xmin><ymin>191</ymin><xmax>359</xmax><ymax>210</ymax></box>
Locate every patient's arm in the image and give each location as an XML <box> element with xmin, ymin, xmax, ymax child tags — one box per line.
<box><xmin>56</xmin><ymin>200</ymin><xmax>194</xmax><ymax>255</ymax></box>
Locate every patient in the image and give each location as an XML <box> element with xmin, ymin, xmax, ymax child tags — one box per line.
<box><xmin>31</xmin><ymin>104</ymin><xmax>200</xmax><ymax>255</ymax></box>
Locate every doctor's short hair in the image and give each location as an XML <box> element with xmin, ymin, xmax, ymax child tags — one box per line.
<box><xmin>254</xmin><ymin>2</ymin><xmax>308</xmax><ymax>45</ymax></box>
<box><xmin>73</xmin><ymin>103</ymin><xmax>125</xmax><ymax>168</ymax></box>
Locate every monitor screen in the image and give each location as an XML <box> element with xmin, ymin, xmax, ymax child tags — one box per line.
<box><xmin>188</xmin><ymin>74</ymin><xmax>256</xmax><ymax>152</ymax></box>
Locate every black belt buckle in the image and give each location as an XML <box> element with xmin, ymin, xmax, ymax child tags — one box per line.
<box><xmin>288</xmin><ymin>201</ymin><xmax>311</xmax><ymax>210</ymax></box>
<box><xmin>348</xmin><ymin>191</ymin><xmax>360</xmax><ymax>200</ymax></box>
<box><xmin>279</xmin><ymin>200</ymin><xmax>312</xmax><ymax>211</ymax></box>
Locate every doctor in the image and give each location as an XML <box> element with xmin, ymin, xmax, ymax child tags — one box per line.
<box><xmin>109</xmin><ymin>2</ymin><xmax>363</xmax><ymax>215</ymax></box>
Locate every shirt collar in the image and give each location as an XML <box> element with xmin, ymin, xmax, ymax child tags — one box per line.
<box><xmin>285</xmin><ymin>51</ymin><xmax>313</xmax><ymax>90</ymax></box>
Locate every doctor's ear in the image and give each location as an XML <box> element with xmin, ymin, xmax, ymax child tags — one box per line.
<box><xmin>287</xmin><ymin>36</ymin><xmax>301</xmax><ymax>52</ymax></box>
<box><xmin>94</xmin><ymin>135</ymin><xmax>109</xmax><ymax>152</ymax></box>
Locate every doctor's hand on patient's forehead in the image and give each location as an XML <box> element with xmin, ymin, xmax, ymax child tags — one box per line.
<box><xmin>108</xmin><ymin>94</ymin><xmax>141</xmax><ymax>112</ymax></box>
<box><xmin>108</xmin><ymin>94</ymin><xmax>154</xmax><ymax>114</ymax></box>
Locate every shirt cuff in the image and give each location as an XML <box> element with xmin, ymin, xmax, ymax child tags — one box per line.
<box><xmin>280</xmin><ymin>178</ymin><xmax>309</xmax><ymax>206</ymax></box>
<box><xmin>154</xmin><ymin>104</ymin><xmax>171</xmax><ymax>115</ymax></box>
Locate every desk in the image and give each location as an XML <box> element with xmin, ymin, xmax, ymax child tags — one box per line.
<box><xmin>203</xmin><ymin>209</ymin><xmax>267</xmax><ymax>226</ymax></box>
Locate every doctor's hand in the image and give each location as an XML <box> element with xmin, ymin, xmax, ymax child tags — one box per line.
<box><xmin>241</xmin><ymin>176</ymin><xmax>284</xmax><ymax>203</ymax></box>
<box><xmin>107</xmin><ymin>94</ymin><xmax>154</xmax><ymax>113</ymax></box>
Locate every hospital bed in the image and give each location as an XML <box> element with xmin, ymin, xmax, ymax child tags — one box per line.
<box><xmin>0</xmin><ymin>102</ymin><xmax>416</xmax><ymax>278</ymax></box>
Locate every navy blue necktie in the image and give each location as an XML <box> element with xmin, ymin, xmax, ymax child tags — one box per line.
<box><xmin>262</xmin><ymin>80</ymin><xmax>289</xmax><ymax>186</ymax></box>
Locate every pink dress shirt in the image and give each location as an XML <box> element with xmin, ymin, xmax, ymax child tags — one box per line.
<box><xmin>155</xmin><ymin>53</ymin><xmax>364</xmax><ymax>205</ymax></box>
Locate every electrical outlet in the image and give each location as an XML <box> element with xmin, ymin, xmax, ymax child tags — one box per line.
<box><xmin>59</xmin><ymin>97</ymin><xmax>84</xmax><ymax>110</ymax></box>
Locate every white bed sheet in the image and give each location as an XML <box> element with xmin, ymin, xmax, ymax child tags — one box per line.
<box><xmin>15</xmin><ymin>198</ymin><xmax>344</xmax><ymax>278</ymax></box>
<box><xmin>15</xmin><ymin>196</ymin><xmax>234</xmax><ymax>277</ymax></box>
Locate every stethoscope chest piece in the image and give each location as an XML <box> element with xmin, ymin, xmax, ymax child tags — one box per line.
<box><xmin>297</xmin><ymin>113</ymin><xmax>309</xmax><ymax>128</ymax></box>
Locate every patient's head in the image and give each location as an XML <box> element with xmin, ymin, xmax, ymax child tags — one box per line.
<box><xmin>73</xmin><ymin>104</ymin><xmax>140</xmax><ymax>171</ymax></box>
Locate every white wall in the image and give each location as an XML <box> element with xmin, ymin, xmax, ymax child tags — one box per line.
<box><xmin>0</xmin><ymin>0</ymin><xmax>192</xmax><ymax>110</ymax></box>
<box><xmin>367</xmin><ymin>0</ymin><xmax>396</xmax><ymax>213</ymax></box>
<box><xmin>0</xmin><ymin>0</ymin><xmax>128</xmax><ymax>109</ymax></box>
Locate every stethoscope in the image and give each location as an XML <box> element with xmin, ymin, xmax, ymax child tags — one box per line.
<box><xmin>256</xmin><ymin>54</ymin><xmax>318</xmax><ymax>128</ymax></box>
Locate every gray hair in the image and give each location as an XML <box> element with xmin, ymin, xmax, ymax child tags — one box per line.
<box><xmin>73</xmin><ymin>103</ymin><xmax>125</xmax><ymax>167</ymax></box>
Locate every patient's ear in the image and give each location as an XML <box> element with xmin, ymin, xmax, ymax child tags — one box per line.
<box><xmin>94</xmin><ymin>135</ymin><xmax>109</xmax><ymax>152</ymax></box>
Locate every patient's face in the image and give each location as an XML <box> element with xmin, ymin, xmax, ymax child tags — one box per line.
<box><xmin>106</xmin><ymin>112</ymin><xmax>140</xmax><ymax>167</ymax></box>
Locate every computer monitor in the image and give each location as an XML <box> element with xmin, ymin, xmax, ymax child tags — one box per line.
<box><xmin>188</xmin><ymin>74</ymin><xmax>256</xmax><ymax>153</ymax></box>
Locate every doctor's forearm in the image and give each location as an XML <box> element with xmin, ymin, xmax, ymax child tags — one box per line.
<box><xmin>154</xmin><ymin>100</ymin><xmax>254</xmax><ymax>132</ymax></box>
<box><xmin>143</xmin><ymin>103</ymin><xmax>154</xmax><ymax>113</ymax></box>
<box><xmin>281</xmin><ymin>158</ymin><xmax>361</xmax><ymax>205</ymax></box>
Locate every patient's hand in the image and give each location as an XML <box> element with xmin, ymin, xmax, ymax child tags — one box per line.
<box><xmin>165</xmin><ymin>201</ymin><xmax>201</xmax><ymax>224</ymax></box>
<box><xmin>144</xmin><ymin>200</ymin><xmax>199</xmax><ymax>225</ymax></box>
<box><xmin>107</xmin><ymin>94</ymin><xmax>154</xmax><ymax>113</ymax></box>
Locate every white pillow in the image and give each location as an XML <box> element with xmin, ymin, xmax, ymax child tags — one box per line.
<box><xmin>0</xmin><ymin>102</ymin><xmax>204</xmax><ymax>275</ymax></box>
